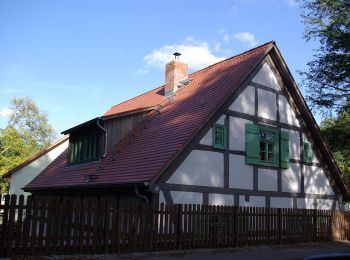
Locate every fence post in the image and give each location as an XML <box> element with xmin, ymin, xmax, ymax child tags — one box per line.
<box><xmin>278</xmin><ymin>208</ymin><xmax>282</xmax><ymax>245</ymax></box>
<box><xmin>177</xmin><ymin>204</ymin><xmax>182</xmax><ymax>249</ymax></box>
<box><xmin>0</xmin><ymin>195</ymin><xmax>10</xmax><ymax>257</ymax></box>
<box><xmin>233</xmin><ymin>206</ymin><xmax>238</xmax><ymax>247</ymax></box>
<box><xmin>313</xmin><ymin>209</ymin><xmax>317</xmax><ymax>241</ymax></box>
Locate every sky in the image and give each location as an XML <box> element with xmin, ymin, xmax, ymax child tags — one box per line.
<box><xmin>0</xmin><ymin>0</ymin><xmax>319</xmax><ymax>138</ymax></box>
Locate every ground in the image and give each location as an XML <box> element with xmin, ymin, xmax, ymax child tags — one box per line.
<box><xmin>10</xmin><ymin>241</ymin><xmax>350</xmax><ymax>260</ymax></box>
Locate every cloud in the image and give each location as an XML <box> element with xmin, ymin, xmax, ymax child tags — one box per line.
<box><xmin>136</xmin><ymin>69</ymin><xmax>149</xmax><ymax>75</ymax></box>
<box><xmin>234</xmin><ymin>32</ymin><xmax>258</xmax><ymax>47</ymax></box>
<box><xmin>223</xmin><ymin>34</ymin><xmax>230</xmax><ymax>42</ymax></box>
<box><xmin>0</xmin><ymin>107</ymin><xmax>13</xmax><ymax>117</ymax></box>
<box><xmin>143</xmin><ymin>37</ymin><xmax>225</xmax><ymax>70</ymax></box>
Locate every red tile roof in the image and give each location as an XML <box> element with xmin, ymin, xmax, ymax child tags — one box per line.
<box><xmin>25</xmin><ymin>42</ymin><xmax>273</xmax><ymax>190</ymax></box>
<box><xmin>103</xmin><ymin>86</ymin><xmax>165</xmax><ymax>117</ymax></box>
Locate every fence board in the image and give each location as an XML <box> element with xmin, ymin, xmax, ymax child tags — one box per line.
<box><xmin>1</xmin><ymin>195</ymin><xmax>350</xmax><ymax>257</ymax></box>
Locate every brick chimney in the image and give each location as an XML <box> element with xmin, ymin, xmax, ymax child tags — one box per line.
<box><xmin>165</xmin><ymin>53</ymin><xmax>188</xmax><ymax>97</ymax></box>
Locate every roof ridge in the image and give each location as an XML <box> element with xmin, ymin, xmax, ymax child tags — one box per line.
<box><xmin>188</xmin><ymin>41</ymin><xmax>275</xmax><ymax>78</ymax></box>
<box><xmin>105</xmin><ymin>85</ymin><xmax>164</xmax><ymax>113</ymax></box>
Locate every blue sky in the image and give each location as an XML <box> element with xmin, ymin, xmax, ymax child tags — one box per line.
<box><xmin>0</xmin><ymin>0</ymin><xmax>319</xmax><ymax>138</ymax></box>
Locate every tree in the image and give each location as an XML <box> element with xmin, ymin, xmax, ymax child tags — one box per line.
<box><xmin>0</xmin><ymin>97</ymin><xmax>56</xmax><ymax>192</ymax></box>
<box><xmin>300</xmin><ymin>0</ymin><xmax>350</xmax><ymax>113</ymax></box>
<box><xmin>320</xmin><ymin>108</ymin><xmax>350</xmax><ymax>182</ymax></box>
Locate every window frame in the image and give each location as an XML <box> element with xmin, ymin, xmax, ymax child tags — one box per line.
<box><xmin>257</xmin><ymin>126</ymin><xmax>279</xmax><ymax>167</ymax></box>
<box><xmin>68</xmin><ymin>130</ymin><xmax>100</xmax><ymax>165</ymax></box>
<box><xmin>212</xmin><ymin>123</ymin><xmax>227</xmax><ymax>149</ymax></box>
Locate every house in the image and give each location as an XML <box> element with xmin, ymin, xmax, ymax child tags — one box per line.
<box><xmin>24</xmin><ymin>41</ymin><xmax>350</xmax><ymax>210</ymax></box>
<box><xmin>3</xmin><ymin>136</ymin><xmax>69</xmax><ymax>197</ymax></box>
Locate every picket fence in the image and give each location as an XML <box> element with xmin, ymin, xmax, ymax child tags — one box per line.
<box><xmin>0</xmin><ymin>194</ymin><xmax>349</xmax><ymax>257</ymax></box>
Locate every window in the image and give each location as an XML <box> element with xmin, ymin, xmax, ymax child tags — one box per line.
<box><xmin>212</xmin><ymin>124</ymin><xmax>227</xmax><ymax>149</ymax></box>
<box><xmin>303</xmin><ymin>142</ymin><xmax>313</xmax><ymax>163</ymax></box>
<box><xmin>259</xmin><ymin>129</ymin><xmax>277</xmax><ymax>164</ymax></box>
<box><xmin>245</xmin><ymin>124</ymin><xmax>289</xmax><ymax>168</ymax></box>
<box><xmin>69</xmin><ymin>130</ymin><xmax>100</xmax><ymax>165</ymax></box>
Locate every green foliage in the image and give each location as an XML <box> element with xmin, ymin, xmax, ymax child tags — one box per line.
<box><xmin>300</xmin><ymin>0</ymin><xmax>350</xmax><ymax>112</ymax></box>
<box><xmin>0</xmin><ymin>97</ymin><xmax>56</xmax><ymax>193</ymax></box>
<box><xmin>320</xmin><ymin>109</ymin><xmax>350</xmax><ymax>183</ymax></box>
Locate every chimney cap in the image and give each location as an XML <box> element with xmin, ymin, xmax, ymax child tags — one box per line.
<box><xmin>173</xmin><ymin>52</ymin><xmax>182</xmax><ymax>60</ymax></box>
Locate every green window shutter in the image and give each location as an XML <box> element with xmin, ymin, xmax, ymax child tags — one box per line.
<box><xmin>245</xmin><ymin>124</ymin><xmax>260</xmax><ymax>164</ymax></box>
<box><xmin>303</xmin><ymin>142</ymin><xmax>313</xmax><ymax>163</ymax></box>
<box><xmin>279</xmin><ymin>131</ymin><xmax>289</xmax><ymax>169</ymax></box>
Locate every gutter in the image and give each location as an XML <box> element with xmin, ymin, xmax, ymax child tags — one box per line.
<box><xmin>96</xmin><ymin>118</ymin><xmax>107</xmax><ymax>158</ymax></box>
<box><xmin>134</xmin><ymin>185</ymin><xmax>149</xmax><ymax>203</ymax></box>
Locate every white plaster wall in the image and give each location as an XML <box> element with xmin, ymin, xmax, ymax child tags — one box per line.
<box><xmin>304</xmin><ymin>165</ymin><xmax>334</xmax><ymax>195</ymax></box>
<box><xmin>258</xmin><ymin>168</ymin><xmax>278</xmax><ymax>191</ymax></box>
<box><xmin>258</xmin><ymin>89</ymin><xmax>277</xmax><ymax>121</ymax></box>
<box><xmin>316</xmin><ymin>199</ymin><xmax>334</xmax><ymax>210</ymax></box>
<box><xmin>229</xmin><ymin>86</ymin><xmax>255</xmax><ymax>115</ymax></box>
<box><xmin>302</xmin><ymin>134</ymin><xmax>319</xmax><ymax>163</ymax></box>
<box><xmin>200</xmin><ymin>128</ymin><xmax>212</xmax><ymax>146</ymax></box>
<box><xmin>288</xmin><ymin>129</ymin><xmax>301</xmax><ymax>160</ymax></box>
<box><xmin>199</xmin><ymin>116</ymin><xmax>226</xmax><ymax>146</ymax></box>
<box><xmin>279</xmin><ymin>96</ymin><xmax>300</xmax><ymax>127</ymax></box>
<box><xmin>159</xmin><ymin>191</ymin><xmax>166</xmax><ymax>204</ymax></box>
<box><xmin>239</xmin><ymin>195</ymin><xmax>265</xmax><ymax>207</ymax></box>
<box><xmin>282</xmin><ymin>163</ymin><xmax>301</xmax><ymax>193</ymax></box>
<box><xmin>9</xmin><ymin>139</ymin><xmax>68</xmax><ymax>196</ymax></box>
<box><xmin>209</xmin><ymin>193</ymin><xmax>234</xmax><ymax>206</ymax></box>
<box><xmin>252</xmin><ymin>63</ymin><xmax>282</xmax><ymax>90</ymax></box>
<box><xmin>170</xmin><ymin>191</ymin><xmax>202</xmax><ymax>205</ymax></box>
<box><xmin>297</xmin><ymin>198</ymin><xmax>315</xmax><ymax>209</ymax></box>
<box><xmin>229</xmin><ymin>118</ymin><xmax>252</xmax><ymax>151</ymax></box>
<box><xmin>270</xmin><ymin>197</ymin><xmax>293</xmax><ymax>208</ymax></box>
<box><xmin>167</xmin><ymin>150</ymin><xmax>224</xmax><ymax>187</ymax></box>
<box><xmin>229</xmin><ymin>154</ymin><xmax>253</xmax><ymax>190</ymax></box>
<box><xmin>216</xmin><ymin>115</ymin><xmax>225</xmax><ymax>125</ymax></box>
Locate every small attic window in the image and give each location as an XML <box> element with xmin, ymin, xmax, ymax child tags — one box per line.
<box><xmin>68</xmin><ymin>128</ymin><xmax>101</xmax><ymax>165</ymax></box>
<box><xmin>213</xmin><ymin>124</ymin><xmax>227</xmax><ymax>149</ymax></box>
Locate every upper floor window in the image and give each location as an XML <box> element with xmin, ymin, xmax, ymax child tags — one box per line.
<box><xmin>68</xmin><ymin>128</ymin><xmax>101</xmax><ymax>165</ymax></box>
<box><xmin>212</xmin><ymin>124</ymin><xmax>227</xmax><ymax>149</ymax></box>
<box><xmin>245</xmin><ymin>124</ymin><xmax>289</xmax><ymax>169</ymax></box>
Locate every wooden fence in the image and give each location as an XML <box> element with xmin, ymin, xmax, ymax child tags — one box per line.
<box><xmin>0</xmin><ymin>194</ymin><xmax>349</xmax><ymax>257</ymax></box>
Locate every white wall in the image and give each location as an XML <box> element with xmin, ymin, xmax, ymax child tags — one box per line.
<box><xmin>229</xmin><ymin>154</ymin><xmax>253</xmax><ymax>190</ymax></box>
<box><xmin>9</xmin><ymin>139</ymin><xmax>68</xmax><ymax>197</ymax></box>
<box><xmin>288</xmin><ymin>129</ymin><xmax>301</xmax><ymax>160</ymax></box>
<box><xmin>304</xmin><ymin>165</ymin><xmax>334</xmax><ymax>195</ymax></box>
<box><xmin>279</xmin><ymin>96</ymin><xmax>300</xmax><ymax>127</ymax></box>
<box><xmin>258</xmin><ymin>89</ymin><xmax>277</xmax><ymax>120</ymax></box>
<box><xmin>258</xmin><ymin>168</ymin><xmax>277</xmax><ymax>191</ymax></box>
<box><xmin>170</xmin><ymin>191</ymin><xmax>202</xmax><ymax>204</ymax></box>
<box><xmin>270</xmin><ymin>197</ymin><xmax>293</xmax><ymax>208</ymax></box>
<box><xmin>209</xmin><ymin>193</ymin><xmax>234</xmax><ymax>206</ymax></box>
<box><xmin>252</xmin><ymin>63</ymin><xmax>282</xmax><ymax>90</ymax></box>
<box><xmin>229</xmin><ymin>118</ymin><xmax>252</xmax><ymax>150</ymax></box>
<box><xmin>167</xmin><ymin>150</ymin><xmax>224</xmax><ymax>187</ymax></box>
<box><xmin>239</xmin><ymin>195</ymin><xmax>265</xmax><ymax>207</ymax></box>
<box><xmin>297</xmin><ymin>198</ymin><xmax>315</xmax><ymax>209</ymax></box>
<box><xmin>282</xmin><ymin>163</ymin><xmax>301</xmax><ymax>193</ymax></box>
<box><xmin>229</xmin><ymin>86</ymin><xmax>255</xmax><ymax>115</ymax></box>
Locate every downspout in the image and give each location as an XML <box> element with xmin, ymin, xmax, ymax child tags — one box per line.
<box><xmin>96</xmin><ymin>118</ymin><xmax>107</xmax><ymax>158</ymax></box>
<box><xmin>134</xmin><ymin>185</ymin><xmax>149</xmax><ymax>203</ymax></box>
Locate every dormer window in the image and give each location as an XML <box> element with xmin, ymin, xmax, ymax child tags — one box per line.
<box><xmin>69</xmin><ymin>129</ymin><xmax>100</xmax><ymax>164</ymax></box>
<box><xmin>62</xmin><ymin>118</ymin><xmax>104</xmax><ymax>165</ymax></box>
